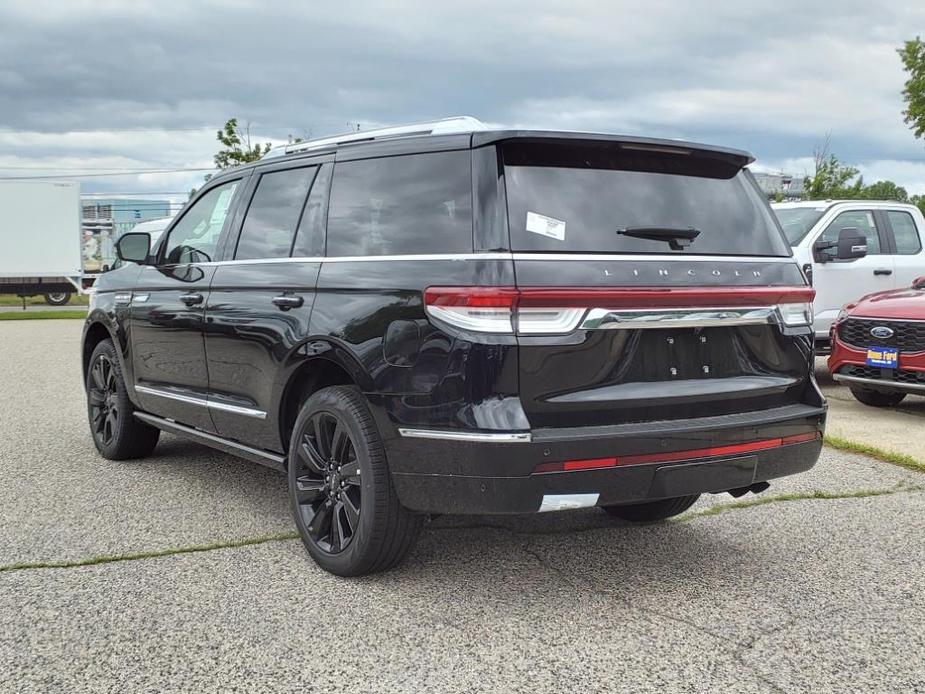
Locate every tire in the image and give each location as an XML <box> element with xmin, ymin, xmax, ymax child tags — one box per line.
<box><xmin>601</xmin><ymin>494</ymin><xmax>700</xmax><ymax>522</ymax></box>
<box><xmin>849</xmin><ymin>387</ymin><xmax>906</xmax><ymax>408</ymax></box>
<box><xmin>288</xmin><ymin>385</ymin><xmax>423</xmax><ymax>576</ymax></box>
<box><xmin>44</xmin><ymin>291</ymin><xmax>71</xmax><ymax>306</ymax></box>
<box><xmin>86</xmin><ymin>339</ymin><xmax>160</xmax><ymax>460</ymax></box>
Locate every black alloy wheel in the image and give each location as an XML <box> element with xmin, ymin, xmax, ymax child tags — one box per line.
<box><xmin>292</xmin><ymin>411</ymin><xmax>363</xmax><ymax>554</ymax></box>
<box><xmin>288</xmin><ymin>386</ymin><xmax>423</xmax><ymax>576</ymax></box>
<box><xmin>85</xmin><ymin>339</ymin><xmax>160</xmax><ymax>460</ymax></box>
<box><xmin>88</xmin><ymin>353</ymin><xmax>120</xmax><ymax>447</ymax></box>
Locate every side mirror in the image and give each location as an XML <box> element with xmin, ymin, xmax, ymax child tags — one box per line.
<box><xmin>115</xmin><ymin>232</ymin><xmax>151</xmax><ymax>264</ymax></box>
<box><xmin>913</xmin><ymin>276</ymin><xmax>925</xmax><ymax>290</ymax></box>
<box><xmin>835</xmin><ymin>227</ymin><xmax>868</xmax><ymax>261</ymax></box>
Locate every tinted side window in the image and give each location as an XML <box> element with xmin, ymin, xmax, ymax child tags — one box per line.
<box><xmin>326</xmin><ymin>151</ymin><xmax>472</xmax><ymax>256</ymax></box>
<box><xmin>234</xmin><ymin>166</ymin><xmax>317</xmax><ymax>260</ymax></box>
<box><xmin>887</xmin><ymin>211</ymin><xmax>922</xmax><ymax>255</ymax></box>
<box><xmin>291</xmin><ymin>163</ymin><xmax>331</xmax><ymax>257</ymax></box>
<box><xmin>162</xmin><ymin>181</ymin><xmax>239</xmax><ymax>264</ymax></box>
<box><xmin>819</xmin><ymin>210</ymin><xmax>881</xmax><ymax>254</ymax></box>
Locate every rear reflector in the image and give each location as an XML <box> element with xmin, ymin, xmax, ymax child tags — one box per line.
<box><xmin>424</xmin><ymin>286</ymin><xmax>815</xmax><ymax>334</ymax></box>
<box><xmin>533</xmin><ymin>431</ymin><xmax>820</xmax><ymax>473</ymax></box>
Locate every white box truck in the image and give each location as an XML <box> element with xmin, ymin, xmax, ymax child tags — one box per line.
<box><xmin>0</xmin><ymin>180</ymin><xmax>84</xmax><ymax>305</ymax></box>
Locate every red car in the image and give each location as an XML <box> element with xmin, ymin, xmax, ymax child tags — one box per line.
<box><xmin>829</xmin><ymin>277</ymin><xmax>925</xmax><ymax>406</ymax></box>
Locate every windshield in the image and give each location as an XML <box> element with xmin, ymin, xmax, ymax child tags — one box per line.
<box><xmin>502</xmin><ymin>143</ymin><xmax>790</xmax><ymax>257</ymax></box>
<box><xmin>773</xmin><ymin>207</ymin><xmax>826</xmax><ymax>245</ymax></box>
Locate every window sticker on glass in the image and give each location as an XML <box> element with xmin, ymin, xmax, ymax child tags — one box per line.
<box><xmin>526</xmin><ymin>211</ymin><xmax>566</xmax><ymax>241</ymax></box>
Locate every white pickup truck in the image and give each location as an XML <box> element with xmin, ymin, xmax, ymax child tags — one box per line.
<box><xmin>773</xmin><ymin>200</ymin><xmax>925</xmax><ymax>351</ymax></box>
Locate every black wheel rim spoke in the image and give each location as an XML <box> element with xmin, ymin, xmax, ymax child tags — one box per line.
<box><xmin>293</xmin><ymin>409</ymin><xmax>362</xmax><ymax>554</ymax></box>
<box><xmin>294</xmin><ymin>475</ymin><xmax>325</xmax><ymax>504</ymax></box>
<box><xmin>341</xmin><ymin>492</ymin><xmax>360</xmax><ymax>532</ymax></box>
<box><xmin>88</xmin><ymin>354</ymin><xmax>119</xmax><ymax>446</ymax></box>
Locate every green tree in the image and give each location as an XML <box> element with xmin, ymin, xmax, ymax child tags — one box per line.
<box><xmin>804</xmin><ymin>137</ymin><xmax>862</xmax><ymax>199</ymax></box>
<box><xmin>213</xmin><ymin>118</ymin><xmax>272</xmax><ymax>169</ymax></box>
<box><xmin>859</xmin><ymin>180</ymin><xmax>909</xmax><ymax>201</ymax></box>
<box><xmin>911</xmin><ymin>194</ymin><xmax>925</xmax><ymax>216</ymax></box>
<box><xmin>899</xmin><ymin>37</ymin><xmax>925</xmax><ymax>141</ymax></box>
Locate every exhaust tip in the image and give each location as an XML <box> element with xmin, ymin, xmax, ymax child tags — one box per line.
<box><xmin>727</xmin><ymin>481</ymin><xmax>771</xmax><ymax>498</ymax></box>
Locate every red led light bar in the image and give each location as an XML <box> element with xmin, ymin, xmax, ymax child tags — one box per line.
<box><xmin>533</xmin><ymin>432</ymin><xmax>820</xmax><ymax>474</ymax></box>
<box><xmin>425</xmin><ymin>286</ymin><xmax>815</xmax><ymax>309</ymax></box>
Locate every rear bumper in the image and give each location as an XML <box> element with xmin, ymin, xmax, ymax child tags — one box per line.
<box><xmin>384</xmin><ymin>404</ymin><xmax>825</xmax><ymax>515</ymax></box>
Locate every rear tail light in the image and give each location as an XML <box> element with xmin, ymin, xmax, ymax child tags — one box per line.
<box><xmin>424</xmin><ymin>286</ymin><xmax>816</xmax><ymax>335</ymax></box>
<box><xmin>778</xmin><ymin>302</ymin><xmax>813</xmax><ymax>327</ymax></box>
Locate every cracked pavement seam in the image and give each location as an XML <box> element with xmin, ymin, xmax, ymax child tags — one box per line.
<box><xmin>1</xmin><ymin>484</ymin><xmax>919</xmax><ymax>575</ymax></box>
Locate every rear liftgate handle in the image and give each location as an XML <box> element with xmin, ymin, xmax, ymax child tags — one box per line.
<box><xmin>272</xmin><ymin>294</ymin><xmax>304</xmax><ymax>311</ymax></box>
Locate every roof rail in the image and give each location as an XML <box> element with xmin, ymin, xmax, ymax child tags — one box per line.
<box><xmin>263</xmin><ymin>116</ymin><xmax>487</xmax><ymax>158</ymax></box>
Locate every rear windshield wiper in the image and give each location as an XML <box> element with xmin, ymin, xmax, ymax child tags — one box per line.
<box><xmin>617</xmin><ymin>226</ymin><xmax>701</xmax><ymax>250</ymax></box>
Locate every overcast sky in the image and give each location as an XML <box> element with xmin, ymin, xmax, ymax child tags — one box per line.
<box><xmin>1</xmin><ymin>0</ymin><xmax>924</xmax><ymax>203</ymax></box>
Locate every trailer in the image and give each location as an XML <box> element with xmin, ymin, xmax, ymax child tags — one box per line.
<box><xmin>0</xmin><ymin>180</ymin><xmax>84</xmax><ymax>305</ymax></box>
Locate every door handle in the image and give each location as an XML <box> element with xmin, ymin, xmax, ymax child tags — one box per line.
<box><xmin>873</xmin><ymin>268</ymin><xmax>893</xmax><ymax>276</ymax></box>
<box><xmin>272</xmin><ymin>294</ymin><xmax>304</xmax><ymax>311</ymax></box>
<box><xmin>180</xmin><ymin>292</ymin><xmax>204</xmax><ymax>306</ymax></box>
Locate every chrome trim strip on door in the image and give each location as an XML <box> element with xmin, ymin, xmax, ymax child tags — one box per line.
<box><xmin>579</xmin><ymin>306</ymin><xmax>778</xmax><ymax>330</ymax></box>
<box><xmin>208</xmin><ymin>400</ymin><xmax>267</xmax><ymax>419</ymax></box>
<box><xmin>397</xmin><ymin>428</ymin><xmax>532</xmax><ymax>443</ymax></box>
<box><xmin>135</xmin><ymin>385</ymin><xmax>267</xmax><ymax>419</ymax></box>
<box><xmin>135</xmin><ymin>385</ymin><xmax>208</xmax><ymax>407</ymax></box>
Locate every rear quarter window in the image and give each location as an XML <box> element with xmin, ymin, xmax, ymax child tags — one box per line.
<box><xmin>326</xmin><ymin>151</ymin><xmax>472</xmax><ymax>256</ymax></box>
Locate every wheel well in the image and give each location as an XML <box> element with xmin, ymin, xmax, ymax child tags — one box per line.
<box><xmin>280</xmin><ymin>359</ymin><xmax>356</xmax><ymax>453</ymax></box>
<box><xmin>82</xmin><ymin>322</ymin><xmax>111</xmax><ymax>384</ymax></box>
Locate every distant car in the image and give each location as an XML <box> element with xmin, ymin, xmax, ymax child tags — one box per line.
<box><xmin>828</xmin><ymin>277</ymin><xmax>925</xmax><ymax>406</ymax></box>
<box><xmin>772</xmin><ymin>200</ymin><xmax>925</xmax><ymax>352</ymax></box>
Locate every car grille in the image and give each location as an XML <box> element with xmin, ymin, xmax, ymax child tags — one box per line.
<box><xmin>840</xmin><ymin>364</ymin><xmax>925</xmax><ymax>385</ymax></box>
<box><xmin>838</xmin><ymin>318</ymin><xmax>925</xmax><ymax>352</ymax></box>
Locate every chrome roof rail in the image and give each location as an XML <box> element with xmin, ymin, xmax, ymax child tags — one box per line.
<box><xmin>263</xmin><ymin>116</ymin><xmax>487</xmax><ymax>158</ymax></box>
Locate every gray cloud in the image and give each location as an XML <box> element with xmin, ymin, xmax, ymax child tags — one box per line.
<box><xmin>1</xmin><ymin>0</ymin><xmax>924</xmax><ymax>194</ymax></box>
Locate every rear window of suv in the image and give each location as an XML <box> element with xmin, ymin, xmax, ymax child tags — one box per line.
<box><xmin>326</xmin><ymin>150</ymin><xmax>472</xmax><ymax>256</ymax></box>
<box><xmin>502</xmin><ymin>142</ymin><xmax>789</xmax><ymax>257</ymax></box>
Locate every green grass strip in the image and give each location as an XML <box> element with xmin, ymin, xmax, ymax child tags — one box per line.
<box><xmin>0</xmin><ymin>531</ymin><xmax>299</xmax><ymax>573</ymax></box>
<box><xmin>825</xmin><ymin>434</ymin><xmax>925</xmax><ymax>473</ymax></box>
<box><xmin>0</xmin><ymin>310</ymin><xmax>87</xmax><ymax>321</ymax></box>
<box><xmin>677</xmin><ymin>484</ymin><xmax>920</xmax><ymax>522</ymax></box>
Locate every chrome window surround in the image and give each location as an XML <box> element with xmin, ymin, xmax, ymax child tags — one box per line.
<box><xmin>166</xmin><ymin>253</ymin><xmax>798</xmax><ymax>267</ymax></box>
<box><xmin>135</xmin><ymin>385</ymin><xmax>267</xmax><ymax>419</ymax></box>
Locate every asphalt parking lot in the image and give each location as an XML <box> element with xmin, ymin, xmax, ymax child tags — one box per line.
<box><xmin>2</xmin><ymin>320</ymin><xmax>924</xmax><ymax>693</ymax></box>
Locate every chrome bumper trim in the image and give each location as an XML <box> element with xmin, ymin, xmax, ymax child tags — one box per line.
<box><xmin>833</xmin><ymin>373</ymin><xmax>925</xmax><ymax>394</ymax></box>
<box><xmin>398</xmin><ymin>428</ymin><xmax>532</xmax><ymax>443</ymax></box>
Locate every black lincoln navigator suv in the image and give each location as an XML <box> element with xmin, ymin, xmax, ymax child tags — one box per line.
<box><xmin>82</xmin><ymin>117</ymin><xmax>825</xmax><ymax>576</ymax></box>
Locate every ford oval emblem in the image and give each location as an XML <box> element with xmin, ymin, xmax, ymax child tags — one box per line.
<box><xmin>870</xmin><ymin>326</ymin><xmax>894</xmax><ymax>339</ymax></box>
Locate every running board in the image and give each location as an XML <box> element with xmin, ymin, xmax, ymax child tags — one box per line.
<box><xmin>133</xmin><ymin>412</ymin><xmax>286</xmax><ymax>471</ymax></box>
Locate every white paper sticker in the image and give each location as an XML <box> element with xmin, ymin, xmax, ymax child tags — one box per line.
<box><xmin>526</xmin><ymin>211</ymin><xmax>566</xmax><ymax>241</ymax></box>
<box><xmin>538</xmin><ymin>493</ymin><xmax>600</xmax><ymax>513</ymax></box>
